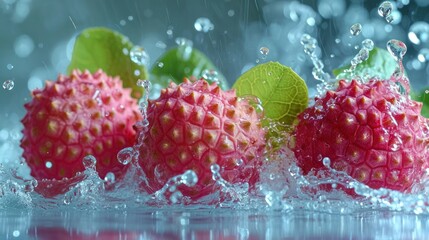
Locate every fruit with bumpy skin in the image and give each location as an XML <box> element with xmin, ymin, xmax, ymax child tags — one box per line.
<box><xmin>293</xmin><ymin>77</ymin><xmax>429</xmax><ymax>192</ymax></box>
<box><xmin>138</xmin><ymin>79</ymin><xmax>266</xmax><ymax>199</ymax></box>
<box><xmin>21</xmin><ymin>69</ymin><xmax>141</xmax><ymax>184</ymax></box>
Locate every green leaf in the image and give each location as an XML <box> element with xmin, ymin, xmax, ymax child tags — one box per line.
<box><xmin>67</xmin><ymin>27</ymin><xmax>148</xmax><ymax>99</ymax></box>
<box><xmin>333</xmin><ymin>47</ymin><xmax>397</xmax><ymax>79</ymax></box>
<box><xmin>151</xmin><ymin>46</ymin><xmax>229</xmax><ymax>89</ymax></box>
<box><xmin>411</xmin><ymin>90</ymin><xmax>429</xmax><ymax>118</ymax></box>
<box><xmin>233</xmin><ymin>62</ymin><xmax>308</xmax><ymax>129</ymax></box>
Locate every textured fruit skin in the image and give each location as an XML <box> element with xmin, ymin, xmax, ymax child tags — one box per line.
<box><xmin>293</xmin><ymin>78</ymin><xmax>429</xmax><ymax>192</ymax></box>
<box><xmin>138</xmin><ymin>79</ymin><xmax>266</xmax><ymax>199</ymax></box>
<box><xmin>21</xmin><ymin>69</ymin><xmax>141</xmax><ymax>181</ymax></box>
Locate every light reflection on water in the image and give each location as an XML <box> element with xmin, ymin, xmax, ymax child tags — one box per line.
<box><xmin>0</xmin><ymin>208</ymin><xmax>428</xmax><ymax>239</ymax></box>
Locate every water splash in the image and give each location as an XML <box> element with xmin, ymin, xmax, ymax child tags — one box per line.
<box><xmin>386</xmin><ymin>39</ymin><xmax>410</xmax><ymax>94</ymax></box>
<box><xmin>152</xmin><ymin>170</ymin><xmax>198</xmax><ymax>204</ymax></box>
<box><xmin>300</xmin><ymin>34</ymin><xmax>332</xmax><ymax>96</ymax></box>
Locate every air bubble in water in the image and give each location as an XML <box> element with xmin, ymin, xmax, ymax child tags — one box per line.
<box><xmin>3</xmin><ymin>80</ymin><xmax>14</xmax><ymax>90</ymax></box>
<box><xmin>362</xmin><ymin>39</ymin><xmax>374</xmax><ymax>50</ymax></box>
<box><xmin>387</xmin><ymin>39</ymin><xmax>407</xmax><ymax>62</ymax></box>
<box><xmin>130</xmin><ymin>46</ymin><xmax>150</xmax><ymax>66</ymax></box>
<box><xmin>194</xmin><ymin>17</ymin><xmax>214</xmax><ymax>32</ymax></box>
<box><xmin>201</xmin><ymin>69</ymin><xmax>219</xmax><ymax>83</ymax></box>
<box><xmin>350</xmin><ymin>23</ymin><xmax>362</xmax><ymax>36</ymax></box>
<box><xmin>417</xmin><ymin>48</ymin><xmax>429</xmax><ymax>62</ymax></box>
<box><xmin>117</xmin><ymin>147</ymin><xmax>134</xmax><ymax>165</ymax></box>
<box><xmin>408</xmin><ymin>21</ymin><xmax>429</xmax><ymax>45</ymax></box>
<box><xmin>378</xmin><ymin>1</ymin><xmax>393</xmax><ymax>18</ymax></box>
<box><xmin>83</xmin><ymin>155</ymin><xmax>96</xmax><ymax>169</ymax></box>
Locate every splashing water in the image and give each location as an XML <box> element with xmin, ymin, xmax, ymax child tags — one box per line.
<box><xmin>300</xmin><ymin>34</ymin><xmax>332</xmax><ymax>96</ymax></box>
<box><xmin>387</xmin><ymin>39</ymin><xmax>410</xmax><ymax>94</ymax></box>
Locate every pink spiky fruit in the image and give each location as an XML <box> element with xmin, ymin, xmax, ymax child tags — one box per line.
<box><xmin>293</xmin><ymin>77</ymin><xmax>429</xmax><ymax>192</ymax></box>
<box><xmin>138</xmin><ymin>78</ymin><xmax>266</xmax><ymax>199</ymax></box>
<box><xmin>21</xmin><ymin>70</ymin><xmax>141</xmax><ymax>189</ymax></box>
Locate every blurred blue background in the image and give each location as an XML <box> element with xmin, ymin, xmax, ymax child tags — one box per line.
<box><xmin>1</xmin><ymin>0</ymin><xmax>429</xmax><ymax>118</ymax></box>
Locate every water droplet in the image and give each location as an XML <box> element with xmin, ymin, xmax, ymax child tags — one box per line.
<box><xmin>362</xmin><ymin>39</ymin><xmax>374</xmax><ymax>50</ymax></box>
<box><xmin>45</xmin><ymin>161</ymin><xmax>52</xmax><ymax>169</ymax></box>
<box><xmin>385</xmin><ymin>15</ymin><xmax>394</xmax><ymax>23</ymax></box>
<box><xmin>6</xmin><ymin>64</ymin><xmax>13</xmax><ymax>70</ymax></box>
<box><xmin>137</xmin><ymin>79</ymin><xmax>151</xmax><ymax>90</ymax></box>
<box><xmin>210</xmin><ymin>164</ymin><xmax>220</xmax><ymax>173</ymax></box>
<box><xmin>330</xmin><ymin>54</ymin><xmax>335</xmax><ymax>58</ymax></box>
<box><xmin>166</xmin><ymin>26</ymin><xmax>174</xmax><ymax>38</ymax></box>
<box><xmin>387</xmin><ymin>39</ymin><xmax>407</xmax><ymax>62</ymax></box>
<box><xmin>378</xmin><ymin>1</ymin><xmax>393</xmax><ymax>18</ymax></box>
<box><xmin>134</xmin><ymin>69</ymin><xmax>141</xmax><ymax>76</ymax></box>
<box><xmin>104</xmin><ymin>172</ymin><xmax>116</xmax><ymax>185</ymax></box>
<box><xmin>300</xmin><ymin>34</ymin><xmax>315</xmax><ymax>45</ymax></box>
<box><xmin>408</xmin><ymin>21</ymin><xmax>429</xmax><ymax>45</ymax></box>
<box><xmin>228</xmin><ymin>9</ymin><xmax>235</xmax><ymax>17</ymax></box>
<box><xmin>2</xmin><ymin>80</ymin><xmax>14</xmax><ymax>90</ymax></box>
<box><xmin>157</xmin><ymin>62</ymin><xmax>164</xmax><ymax>68</ymax></box>
<box><xmin>130</xmin><ymin>46</ymin><xmax>150</xmax><ymax>66</ymax></box>
<box><xmin>122</xmin><ymin>48</ymin><xmax>129</xmax><ymax>55</ymax></box>
<box><xmin>119</xmin><ymin>19</ymin><xmax>126</xmax><ymax>26</ymax></box>
<box><xmin>350</xmin><ymin>23</ymin><xmax>362</xmax><ymax>36</ymax></box>
<box><xmin>83</xmin><ymin>155</ymin><xmax>97</xmax><ymax>169</ymax></box>
<box><xmin>175</xmin><ymin>37</ymin><xmax>193</xmax><ymax>47</ymax></box>
<box><xmin>155</xmin><ymin>41</ymin><xmax>167</xmax><ymax>49</ymax></box>
<box><xmin>335</xmin><ymin>38</ymin><xmax>341</xmax><ymax>44</ymax></box>
<box><xmin>425</xmin><ymin>89</ymin><xmax>429</xmax><ymax>94</ymax></box>
<box><xmin>13</xmin><ymin>230</ymin><xmax>20</xmax><ymax>237</ymax></box>
<box><xmin>181</xmin><ymin>170</ymin><xmax>198</xmax><ymax>187</ymax></box>
<box><xmin>417</xmin><ymin>48</ymin><xmax>429</xmax><ymax>62</ymax></box>
<box><xmin>259</xmin><ymin>47</ymin><xmax>270</xmax><ymax>58</ymax></box>
<box><xmin>201</xmin><ymin>69</ymin><xmax>219</xmax><ymax>83</ymax></box>
<box><xmin>322</xmin><ymin>157</ymin><xmax>331</xmax><ymax>167</ymax></box>
<box><xmin>194</xmin><ymin>17</ymin><xmax>214</xmax><ymax>32</ymax></box>
<box><xmin>128</xmin><ymin>15</ymin><xmax>134</xmax><ymax>21</ymax></box>
<box><xmin>117</xmin><ymin>147</ymin><xmax>134</xmax><ymax>165</ymax></box>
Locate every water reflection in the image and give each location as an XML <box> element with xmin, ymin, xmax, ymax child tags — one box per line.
<box><xmin>1</xmin><ymin>209</ymin><xmax>428</xmax><ymax>239</ymax></box>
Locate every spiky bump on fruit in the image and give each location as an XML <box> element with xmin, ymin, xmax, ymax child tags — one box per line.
<box><xmin>293</xmin><ymin>78</ymin><xmax>429</xmax><ymax>192</ymax></box>
<box><xmin>21</xmin><ymin>69</ymin><xmax>141</xmax><ymax>182</ymax></box>
<box><xmin>138</xmin><ymin>79</ymin><xmax>266</xmax><ymax>199</ymax></box>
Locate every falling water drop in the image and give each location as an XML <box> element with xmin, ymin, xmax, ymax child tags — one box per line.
<box><xmin>378</xmin><ymin>1</ymin><xmax>393</xmax><ymax>18</ymax></box>
<box><xmin>194</xmin><ymin>17</ymin><xmax>214</xmax><ymax>32</ymax></box>
<box><xmin>385</xmin><ymin>15</ymin><xmax>394</xmax><ymax>23</ymax></box>
<box><xmin>6</xmin><ymin>64</ymin><xmax>14</xmax><ymax>70</ymax></box>
<box><xmin>350</xmin><ymin>23</ymin><xmax>362</xmax><ymax>36</ymax></box>
<box><xmin>259</xmin><ymin>47</ymin><xmax>270</xmax><ymax>59</ymax></box>
<box><xmin>130</xmin><ymin>46</ymin><xmax>150</xmax><ymax>66</ymax></box>
<box><xmin>175</xmin><ymin>37</ymin><xmax>193</xmax><ymax>47</ymax></box>
<box><xmin>2</xmin><ymin>80</ymin><xmax>14</xmax><ymax>90</ymax></box>
<box><xmin>387</xmin><ymin>39</ymin><xmax>407</xmax><ymax>62</ymax></box>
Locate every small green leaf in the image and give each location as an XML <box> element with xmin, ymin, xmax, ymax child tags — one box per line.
<box><xmin>411</xmin><ymin>90</ymin><xmax>429</xmax><ymax>118</ymax></box>
<box><xmin>151</xmin><ymin>46</ymin><xmax>229</xmax><ymax>89</ymax></box>
<box><xmin>67</xmin><ymin>27</ymin><xmax>148</xmax><ymax>99</ymax></box>
<box><xmin>233</xmin><ymin>62</ymin><xmax>308</xmax><ymax>129</ymax></box>
<box><xmin>333</xmin><ymin>47</ymin><xmax>397</xmax><ymax>79</ymax></box>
